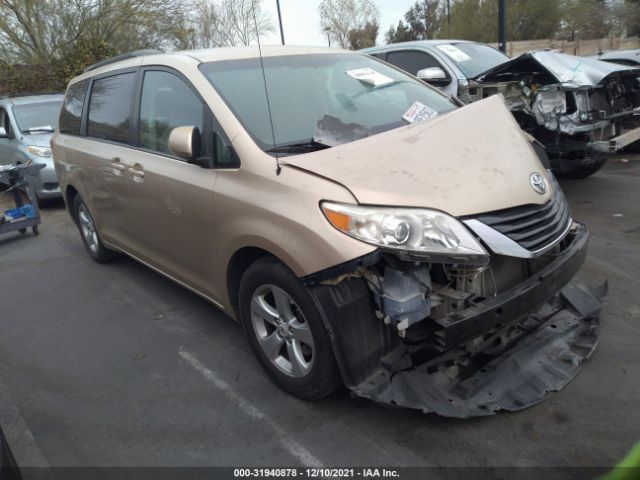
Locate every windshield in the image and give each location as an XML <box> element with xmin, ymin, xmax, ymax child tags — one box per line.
<box><xmin>13</xmin><ymin>101</ymin><xmax>62</xmax><ymax>133</ymax></box>
<box><xmin>436</xmin><ymin>43</ymin><xmax>509</xmax><ymax>78</ymax></box>
<box><xmin>200</xmin><ymin>53</ymin><xmax>457</xmax><ymax>153</ymax></box>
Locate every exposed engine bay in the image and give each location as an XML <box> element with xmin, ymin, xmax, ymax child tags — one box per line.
<box><xmin>303</xmin><ymin>197</ymin><xmax>604</xmax><ymax>417</ymax></box>
<box><xmin>461</xmin><ymin>51</ymin><xmax>640</xmax><ymax>172</ymax></box>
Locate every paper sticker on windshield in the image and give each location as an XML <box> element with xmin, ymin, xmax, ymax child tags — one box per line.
<box><xmin>436</xmin><ymin>44</ymin><xmax>471</xmax><ymax>62</ymax></box>
<box><xmin>346</xmin><ymin>68</ymin><xmax>394</xmax><ymax>87</ymax></box>
<box><xmin>402</xmin><ymin>101</ymin><xmax>438</xmax><ymax>123</ymax></box>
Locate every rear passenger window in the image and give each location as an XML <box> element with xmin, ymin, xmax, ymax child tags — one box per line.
<box><xmin>60</xmin><ymin>79</ymin><xmax>88</xmax><ymax>135</ymax></box>
<box><xmin>88</xmin><ymin>73</ymin><xmax>135</xmax><ymax>144</ymax></box>
<box><xmin>139</xmin><ymin>71</ymin><xmax>204</xmax><ymax>155</ymax></box>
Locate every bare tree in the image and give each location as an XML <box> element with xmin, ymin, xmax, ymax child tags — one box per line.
<box><xmin>0</xmin><ymin>0</ymin><xmax>195</xmax><ymax>63</ymax></box>
<box><xmin>0</xmin><ymin>0</ymin><xmax>93</xmax><ymax>63</ymax></box>
<box><xmin>192</xmin><ymin>0</ymin><xmax>275</xmax><ymax>48</ymax></box>
<box><xmin>318</xmin><ymin>0</ymin><xmax>380</xmax><ymax>49</ymax></box>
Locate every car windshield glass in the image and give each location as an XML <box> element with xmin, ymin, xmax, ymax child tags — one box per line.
<box><xmin>436</xmin><ymin>43</ymin><xmax>509</xmax><ymax>78</ymax></box>
<box><xmin>200</xmin><ymin>53</ymin><xmax>457</xmax><ymax>153</ymax></box>
<box><xmin>13</xmin><ymin>101</ymin><xmax>62</xmax><ymax>133</ymax></box>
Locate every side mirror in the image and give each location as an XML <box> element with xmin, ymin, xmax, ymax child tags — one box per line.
<box><xmin>0</xmin><ymin>126</ymin><xmax>7</xmax><ymax>138</ymax></box>
<box><xmin>168</xmin><ymin>126</ymin><xmax>200</xmax><ymax>160</ymax></box>
<box><xmin>417</xmin><ymin>67</ymin><xmax>447</xmax><ymax>82</ymax></box>
<box><xmin>168</xmin><ymin>126</ymin><xmax>213</xmax><ymax>168</ymax></box>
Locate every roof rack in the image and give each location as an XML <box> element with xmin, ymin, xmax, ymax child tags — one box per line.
<box><xmin>84</xmin><ymin>49</ymin><xmax>163</xmax><ymax>73</ymax></box>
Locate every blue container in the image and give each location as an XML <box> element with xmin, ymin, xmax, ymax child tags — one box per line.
<box><xmin>4</xmin><ymin>204</ymin><xmax>35</xmax><ymax>220</ymax></box>
<box><xmin>4</xmin><ymin>207</ymin><xmax>23</xmax><ymax>219</ymax></box>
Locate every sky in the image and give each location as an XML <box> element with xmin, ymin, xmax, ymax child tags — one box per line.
<box><xmin>261</xmin><ymin>0</ymin><xmax>412</xmax><ymax>47</ymax></box>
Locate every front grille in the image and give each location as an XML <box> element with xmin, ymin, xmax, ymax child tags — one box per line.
<box><xmin>471</xmin><ymin>184</ymin><xmax>571</xmax><ymax>253</ymax></box>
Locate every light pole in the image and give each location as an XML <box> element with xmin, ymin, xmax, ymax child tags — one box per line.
<box><xmin>276</xmin><ymin>0</ymin><xmax>285</xmax><ymax>45</ymax></box>
<box><xmin>324</xmin><ymin>27</ymin><xmax>331</xmax><ymax>47</ymax></box>
<box><xmin>498</xmin><ymin>0</ymin><xmax>506</xmax><ymax>53</ymax></box>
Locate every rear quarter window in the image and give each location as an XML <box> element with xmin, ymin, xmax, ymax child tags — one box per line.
<box><xmin>60</xmin><ymin>79</ymin><xmax>89</xmax><ymax>135</ymax></box>
<box><xmin>87</xmin><ymin>72</ymin><xmax>136</xmax><ymax>144</ymax></box>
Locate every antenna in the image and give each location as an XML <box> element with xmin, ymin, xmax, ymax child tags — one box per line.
<box><xmin>251</xmin><ymin>4</ymin><xmax>281</xmax><ymax>176</ymax></box>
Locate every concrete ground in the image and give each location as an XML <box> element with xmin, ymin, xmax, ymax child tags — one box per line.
<box><xmin>0</xmin><ymin>156</ymin><xmax>639</xmax><ymax>471</ymax></box>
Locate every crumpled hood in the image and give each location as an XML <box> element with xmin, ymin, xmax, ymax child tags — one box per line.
<box><xmin>474</xmin><ymin>50</ymin><xmax>640</xmax><ymax>88</ymax></box>
<box><xmin>284</xmin><ymin>95</ymin><xmax>552</xmax><ymax>217</ymax></box>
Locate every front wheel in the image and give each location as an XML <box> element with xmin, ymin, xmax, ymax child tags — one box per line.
<box><xmin>74</xmin><ymin>195</ymin><xmax>119</xmax><ymax>263</ymax></box>
<box><xmin>555</xmin><ymin>152</ymin><xmax>608</xmax><ymax>179</ymax></box>
<box><xmin>238</xmin><ymin>257</ymin><xmax>341</xmax><ymax>400</ymax></box>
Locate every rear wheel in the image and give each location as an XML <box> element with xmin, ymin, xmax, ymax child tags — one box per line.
<box><xmin>238</xmin><ymin>257</ymin><xmax>341</xmax><ymax>400</ymax></box>
<box><xmin>74</xmin><ymin>195</ymin><xmax>119</xmax><ymax>263</ymax></box>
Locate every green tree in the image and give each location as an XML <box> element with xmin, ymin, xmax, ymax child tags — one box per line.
<box><xmin>385</xmin><ymin>20</ymin><xmax>415</xmax><ymax>43</ymax></box>
<box><xmin>385</xmin><ymin>0</ymin><xmax>442</xmax><ymax>43</ymax></box>
<box><xmin>559</xmin><ymin>0</ymin><xmax>610</xmax><ymax>40</ymax></box>
<box><xmin>348</xmin><ymin>21</ymin><xmax>379</xmax><ymax>49</ymax></box>
<box><xmin>405</xmin><ymin>0</ymin><xmax>443</xmax><ymax>40</ymax></box>
<box><xmin>448</xmin><ymin>0</ymin><xmax>497</xmax><ymax>42</ymax></box>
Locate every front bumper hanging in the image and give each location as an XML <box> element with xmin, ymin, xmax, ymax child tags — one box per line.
<box><xmin>309</xmin><ymin>224</ymin><xmax>604</xmax><ymax>418</ymax></box>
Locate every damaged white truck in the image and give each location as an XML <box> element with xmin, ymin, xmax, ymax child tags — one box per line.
<box><xmin>365</xmin><ymin>40</ymin><xmax>640</xmax><ymax>178</ymax></box>
<box><xmin>53</xmin><ymin>47</ymin><xmax>604</xmax><ymax>418</ymax></box>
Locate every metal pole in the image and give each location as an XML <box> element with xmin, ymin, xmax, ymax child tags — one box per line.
<box><xmin>447</xmin><ymin>0</ymin><xmax>451</xmax><ymax>37</ymax></box>
<box><xmin>276</xmin><ymin>0</ymin><xmax>285</xmax><ymax>45</ymax></box>
<box><xmin>498</xmin><ymin>0</ymin><xmax>506</xmax><ymax>53</ymax></box>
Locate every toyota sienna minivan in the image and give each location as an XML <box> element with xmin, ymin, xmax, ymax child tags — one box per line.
<box><xmin>52</xmin><ymin>47</ymin><xmax>602</xmax><ymax>418</ymax></box>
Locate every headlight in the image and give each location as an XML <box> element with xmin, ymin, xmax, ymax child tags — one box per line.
<box><xmin>533</xmin><ymin>85</ymin><xmax>566</xmax><ymax>122</ymax></box>
<box><xmin>321</xmin><ymin>202</ymin><xmax>488</xmax><ymax>263</ymax></box>
<box><xmin>27</xmin><ymin>146</ymin><xmax>52</xmax><ymax>158</ymax></box>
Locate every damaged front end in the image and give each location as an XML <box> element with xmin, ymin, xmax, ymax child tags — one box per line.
<box><xmin>304</xmin><ymin>187</ymin><xmax>603</xmax><ymax>418</ymax></box>
<box><xmin>464</xmin><ymin>51</ymin><xmax>640</xmax><ymax>171</ymax></box>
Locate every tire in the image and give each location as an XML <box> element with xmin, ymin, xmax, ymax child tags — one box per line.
<box><xmin>555</xmin><ymin>153</ymin><xmax>608</xmax><ymax>179</ymax></box>
<box><xmin>238</xmin><ymin>256</ymin><xmax>341</xmax><ymax>400</ymax></box>
<box><xmin>73</xmin><ymin>195</ymin><xmax>119</xmax><ymax>263</ymax></box>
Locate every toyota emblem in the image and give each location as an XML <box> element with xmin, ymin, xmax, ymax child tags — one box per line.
<box><xmin>530</xmin><ymin>173</ymin><xmax>548</xmax><ymax>195</ymax></box>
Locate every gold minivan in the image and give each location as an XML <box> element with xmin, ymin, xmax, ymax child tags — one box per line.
<box><xmin>52</xmin><ymin>47</ymin><xmax>602</xmax><ymax>417</ymax></box>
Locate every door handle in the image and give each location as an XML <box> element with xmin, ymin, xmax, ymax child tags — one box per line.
<box><xmin>129</xmin><ymin>163</ymin><xmax>144</xmax><ymax>182</ymax></box>
<box><xmin>110</xmin><ymin>157</ymin><xmax>126</xmax><ymax>173</ymax></box>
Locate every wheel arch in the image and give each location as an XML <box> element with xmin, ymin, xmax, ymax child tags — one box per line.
<box><xmin>65</xmin><ymin>184</ymin><xmax>80</xmax><ymax>223</ymax></box>
<box><xmin>226</xmin><ymin>246</ymin><xmax>283</xmax><ymax>316</ymax></box>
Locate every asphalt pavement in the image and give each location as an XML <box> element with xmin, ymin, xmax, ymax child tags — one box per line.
<box><xmin>0</xmin><ymin>156</ymin><xmax>639</xmax><ymax>473</ymax></box>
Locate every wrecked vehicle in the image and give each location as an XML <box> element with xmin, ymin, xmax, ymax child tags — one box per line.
<box><xmin>364</xmin><ymin>40</ymin><xmax>640</xmax><ymax>178</ymax></box>
<box><xmin>52</xmin><ymin>47</ymin><xmax>602</xmax><ymax>418</ymax></box>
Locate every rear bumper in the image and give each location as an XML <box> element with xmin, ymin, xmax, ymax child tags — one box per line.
<box><xmin>310</xmin><ymin>223</ymin><xmax>602</xmax><ymax>417</ymax></box>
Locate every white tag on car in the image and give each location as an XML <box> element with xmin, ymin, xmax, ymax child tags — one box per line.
<box><xmin>402</xmin><ymin>101</ymin><xmax>439</xmax><ymax>123</ymax></box>
<box><xmin>346</xmin><ymin>68</ymin><xmax>394</xmax><ymax>87</ymax></box>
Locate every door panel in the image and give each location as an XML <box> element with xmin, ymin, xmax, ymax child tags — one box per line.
<box><xmin>122</xmin><ymin>153</ymin><xmax>217</xmax><ymax>295</ymax></box>
<box><xmin>120</xmin><ymin>69</ymin><xmax>217</xmax><ymax>296</ymax></box>
<box><xmin>84</xmin><ymin>72</ymin><xmax>137</xmax><ymax>242</ymax></box>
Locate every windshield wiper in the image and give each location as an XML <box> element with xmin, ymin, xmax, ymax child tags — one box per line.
<box><xmin>266</xmin><ymin>139</ymin><xmax>330</xmax><ymax>154</ymax></box>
